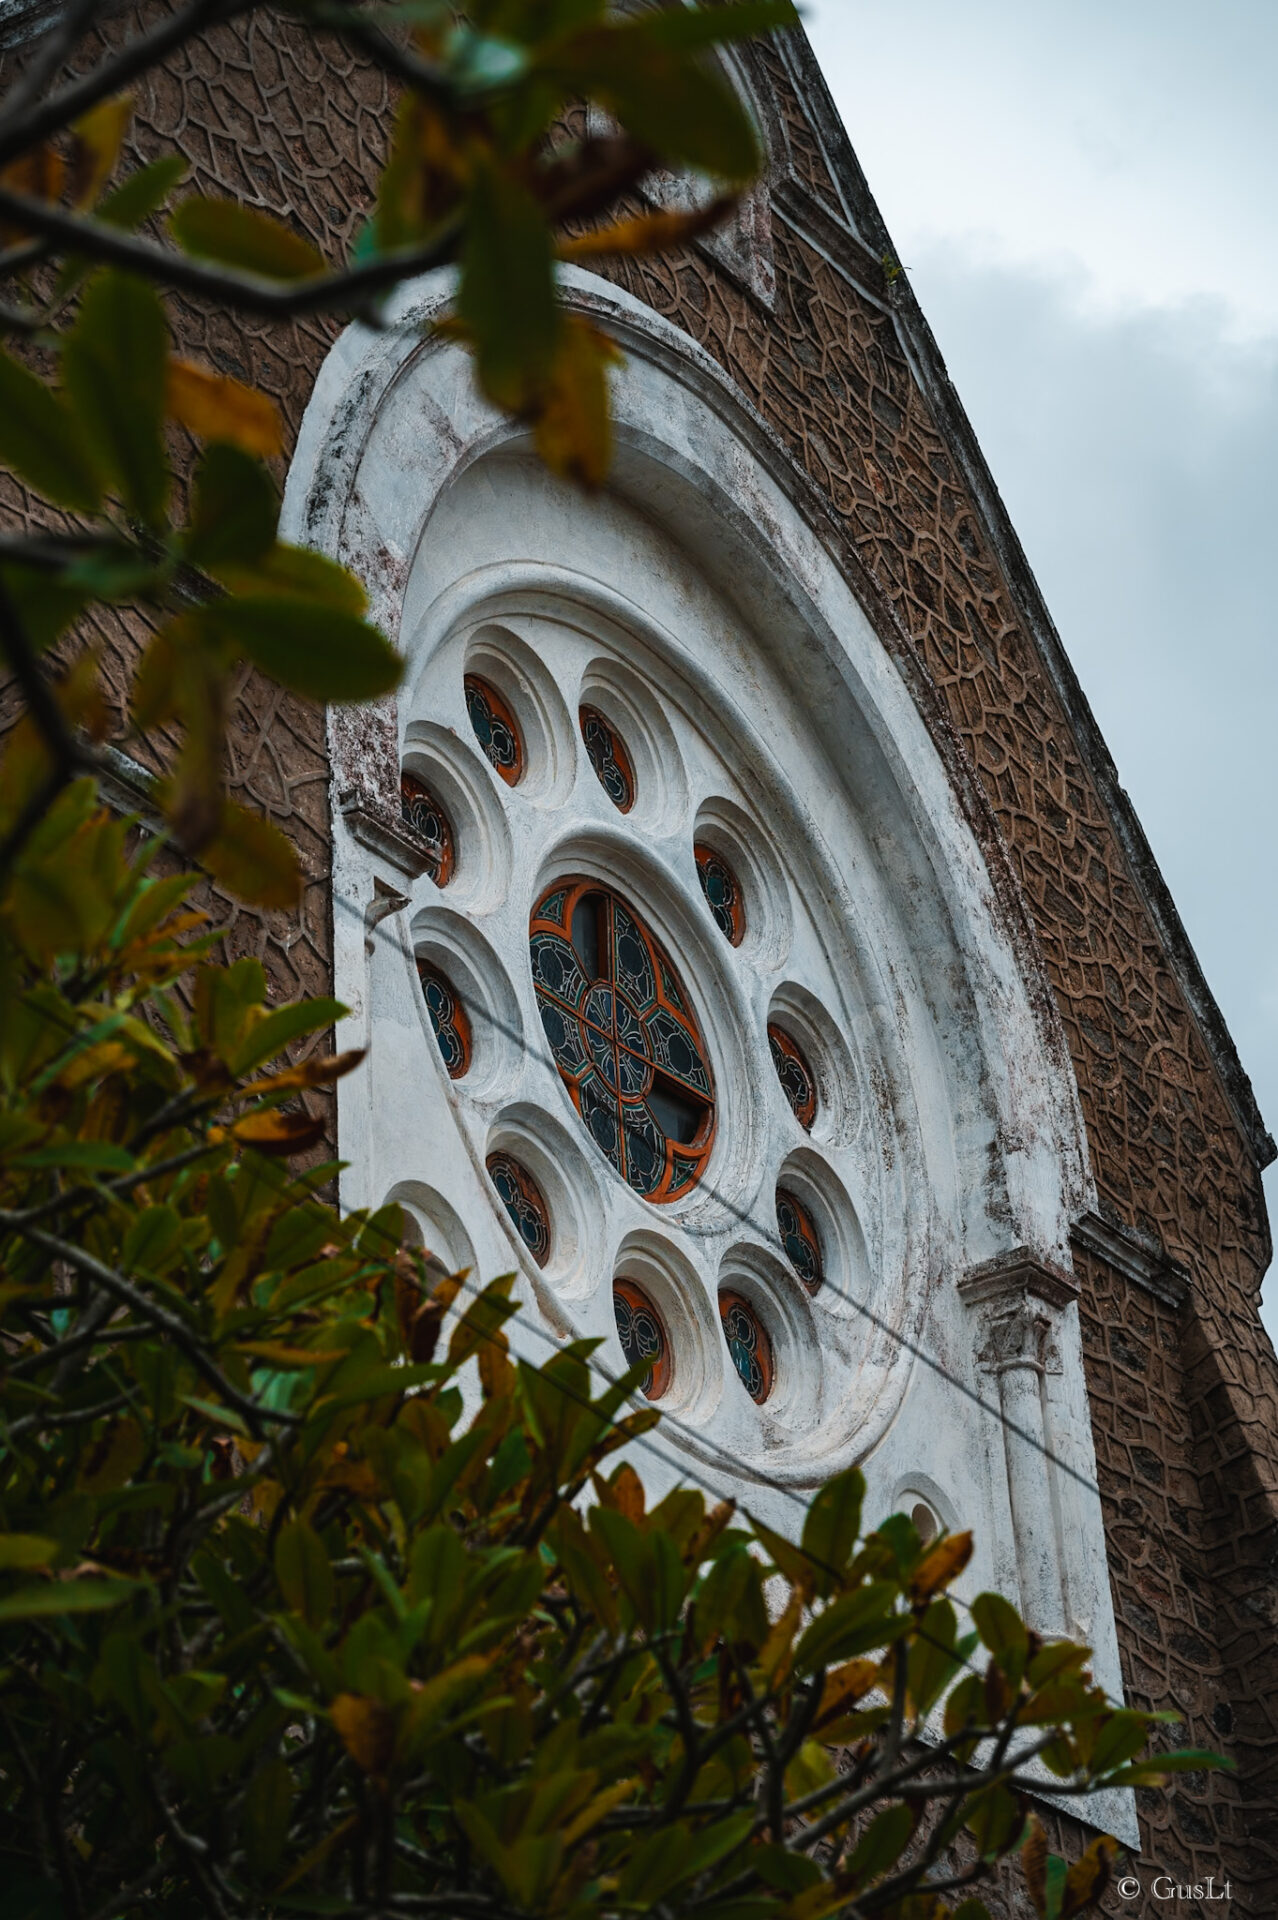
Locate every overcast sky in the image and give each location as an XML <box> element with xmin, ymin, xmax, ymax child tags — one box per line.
<box><xmin>803</xmin><ymin>0</ymin><xmax>1278</xmax><ymax>1340</ymax></box>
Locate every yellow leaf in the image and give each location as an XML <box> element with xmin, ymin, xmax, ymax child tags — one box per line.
<box><xmin>331</xmin><ymin>1692</ymin><xmax>396</xmax><ymax>1777</ymax></box>
<box><xmin>201</xmin><ymin>802</ymin><xmax>301</xmax><ymax>912</ymax></box>
<box><xmin>557</xmin><ymin>197</ymin><xmax>737</xmax><ymax>263</ymax></box>
<box><xmin>247</xmin><ymin>1050</ymin><xmax>365</xmax><ymax>1095</ymax></box>
<box><xmin>909</xmin><ymin>1529</ymin><xmax>974</xmax><ymax>1602</ymax></box>
<box><xmin>165</xmin><ymin>358</ymin><xmax>283</xmax><ymax>458</ymax></box>
<box><xmin>0</xmin><ymin>144</ymin><xmax>65</xmax><ymax>239</ymax></box>
<box><xmin>70</xmin><ymin>95</ymin><xmax>133</xmax><ymax>208</ymax></box>
<box><xmin>231</xmin><ymin>1109</ymin><xmax>327</xmax><ymax>1156</ymax></box>
<box><xmin>758</xmin><ymin>1588</ymin><xmax>802</xmax><ymax>1690</ymax></box>
<box><xmin>1021</xmin><ymin>1813</ymin><xmax>1049</xmax><ymax>1915</ymax></box>
<box><xmin>235</xmin><ymin>1341</ymin><xmax>346</xmax><ymax>1369</ymax></box>
<box><xmin>1061</xmin><ymin>1835</ymin><xmax>1118</xmax><ymax>1917</ymax></box>
<box><xmin>79</xmin><ymin>1417</ymin><xmax>145</xmax><ymax>1493</ymax></box>
<box><xmin>814</xmin><ymin>1657</ymin><xmax>881</xmax><ymax>1729</ymax></box>
<box><xmin>532</xmin><ymin>315</ymin><xmax>623</xmax><ymax>490</ymax></box>
<box><xmin>561</xmin><ymin>1777</ymin><xmax>637</xmax><ymax>1848</ymax></box>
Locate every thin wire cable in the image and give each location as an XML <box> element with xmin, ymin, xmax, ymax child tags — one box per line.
<box><xmin>331</xmin><ymin>882</ymin><xmax>1140</xmax><ymax>1714</ymax></box>
<box><xmin>332</xmin><ymin>882</ymin><xmax>1103</xmax><ymax>1503</ymax></box>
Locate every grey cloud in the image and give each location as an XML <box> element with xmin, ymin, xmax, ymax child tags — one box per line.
<box><xmin>902</xmin><ymin>248</ymin><xmax>1278</xmax><ymax>1332</ymax></box>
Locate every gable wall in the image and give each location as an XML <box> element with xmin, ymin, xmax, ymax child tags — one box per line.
<box><xmin>3</xmin><ymin>6</ymin><xmax>1275</xmax><ymax>1904</ymax></box>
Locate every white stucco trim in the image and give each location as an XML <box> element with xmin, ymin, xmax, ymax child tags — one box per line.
<box><xmin>282</xmin><ymin>269</ymin><xmax>1132</xmax><ymax>1839</ymax></box>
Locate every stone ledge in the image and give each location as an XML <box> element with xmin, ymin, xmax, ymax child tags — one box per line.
<box><xmin>1071</xmin><ymin>1210</ymin><xmax>1191</xmax><ymax>1311</ymax></box>
<box><xmin>337</xmin><ymin>792</ymin><xmax>438</xmax><ymax>880</ymax></box>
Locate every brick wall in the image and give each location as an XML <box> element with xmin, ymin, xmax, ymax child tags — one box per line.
<box><xmin>4</xmin><ymin>6</ymin><xmax>1276</xmax><ymax>1905</ymax></box>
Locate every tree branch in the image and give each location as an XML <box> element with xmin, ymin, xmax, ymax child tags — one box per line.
<box><xmin>0</xmin><ymin>182</ymin><xmax>463</xmax><ymax>317</ymax></box>
<box><xmin>19</xmin><ymin>1223</ymin><xmax>301</xmax><ymax>1434</ymax></box>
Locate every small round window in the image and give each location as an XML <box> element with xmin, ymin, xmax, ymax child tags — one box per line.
<box><xmin>694</xmin><ymin>843</ymin><xmax>745</xmax><ymax>946</ymax></box>
<box><xmin>401</xmin><ymin>773</ymin><xmax>455</xmax><ymax>886</ymax></box>
<box><xmin>530</xmin><ymin>879</ymin><xmax>715</xmax><ymax>1203</ymax></box>
<box><xmin>720</xmin><ymin>1290</ymin><xmax>773</xmax><ymax>1403</ymax></box>
<box><xmin>613</xmin><ymin>1279</ymin><xmax>672</xmax><ymax>1400</ymax></box>
<box><xmin>417</xmin><ymin>962</ymin><xmax>470</xmax><ymax>1079</ymax></box>
<box><xmin>486</xmin><ymin>1152</ymin><xmax>551</xmax><ymax>1266</ymax></box>
<box><xmin>580</xmin><ymin>706</ymin><xmax>635</xmax><ymax>812</ymax></box>
<box><xmin>776</xmin><ymin>1186</ymin><xmax>823</xmax><ymax>1294</ymax></box>
<box><xmin>768</xmin><ymin>1022</ymin><xmax>816</xmax><ymax>1130</ymax></box>
<box><xmin>465</xmin><ymin>674</ymin><xmax>523</xmax><ymax>784</ymax></box>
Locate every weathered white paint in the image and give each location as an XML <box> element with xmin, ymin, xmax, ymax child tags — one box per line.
<box><xmin>283</xmin><ymin>267</ymin><xmax>1134</xmax><ymax>1839</ymax></box>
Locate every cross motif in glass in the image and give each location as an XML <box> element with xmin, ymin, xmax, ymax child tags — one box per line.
<box><xmin>530</xmin><ymin>878</ymin><xmax>715</xmax><ymax>1203</ymax></box>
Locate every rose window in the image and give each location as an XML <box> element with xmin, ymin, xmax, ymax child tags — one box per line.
<box><xmin>530</xmin><ymin>879</ymin><xmax>715</xmax><ymax>1203</ymax></box>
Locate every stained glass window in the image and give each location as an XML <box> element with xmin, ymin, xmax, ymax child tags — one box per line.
<box><xmin>767</xmin><ymin>1022</ymin><xmax>817</xmax><ymax>1130</ymax></box>
<box><xmin>417</xmin><ymin>961</ymin><xmax>471</xmax><ymax>1079</ymax></box>
<box><xmin>776</xmin><ymin>1186</ymin><xmax>823</xmax><ymax>1294</ymax></box>
<box><xmin>530</xmin><ymin>878</ymin><xmax>715</xmax><ymax>1203</ymax></box>
<box><xmin>486</xmin><ymin>1152</ymin><xmax>551</xmax><ymax>1267</ymax></box>
<box><xmin>694</xmin><ymin>842</ymin><xmax>745</xmax><ymax>946</ymax></box>
<box><xmin>613</xmin><ymin>1279</ymin><xmax>672</xmax><ymax>1400</ymax></box>
<box><xmin>401</xmin><ymin>772</ymin><xmax>455</xmax><ymax>886</ymax></box>
<box><xmin>465</xmin><ymin>674</ymin><xmax>524</xmax><ymax>784</ymax></box>
<box><xmin>580</xmin><ymin>705</ymin><xmax>635</xmax><ymax>812</ymax></box>
<box><xmin>719</xmin><ymin>1290</ymin><xmax>773</xmax><ymax>1403</ymax></box>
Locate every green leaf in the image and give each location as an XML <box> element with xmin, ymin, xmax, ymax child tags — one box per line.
<box><xmin>201</xmin><ymin>802</ymin><xmax>301</xmax><ymax>911</ymax></box>
<box><xmin>275</xmin><ymin>1518</ymin><xmax>334</xmax><ymax>1630</ymax></box>
<box><xmin>846</xmin><ymin>1802</ymin><xmax>915</xmax><ymax>1883</ymax></box>
<box><xmin>548</xmin><ymin>21</ymin><xmax>763</xmax><ymax>182</ymax></box>
<box><xmin>792</xmin><ymin>1582</ymin><xmax>901</xmax><ymax>1675</ymax></box>
<box><xmin>0</xmin><ymin>1580</ymin><xmax>138</xmax><ymax>1621</ymax></box>
<box><xmin>230</xmin><ymin>998</ymin><xmax>346</xmax><ymax>1078</ymax></box>
<box><xmin>1089</xmin><ymin>1709</ymin><xmax>1155</xmax><ymax>1778</ymax></box>
<box><xmin>800</xmin><ymin>1465</ymin><xmax>863</xmax><ymax>1597</ymax></box>
<box><xmin>0</xmin><ymin>349</ymin><xmax>103</xmax><ymax>512</ymax></box>
<box><xmin>0</xmin><ymin>562</ymin><xmax>88</xmax><ymax>655</ymax></box>
<box><xmin>186</xmin><ymin>443</ymin><xmax>279</xmax><ymax>569</ymax></box>
<box><xmin>63</xmin><ymin>270</ymin><xmax>169</xmax><ymax>522</ymax></box>
<box><xmin>458</xmin><ymin>157</ymin><xmax>559</xmax><ymax>409</ymax></box>
<box><xmin>99</xmin><ymin>154</ymin><xmax>188</xmax><ymax>231</ymax></box>
<box><xmin>216</xmin><ymin>543</ymin><xmax>368</xmax><ymax>614</ymax></box>
<box><xmin>12</xmin><ymin>1139</ymin><xmax>134</xmax><ymax>1172</ymax></box>
<box><xmin>188</xmin><ymin>595</ymin><xmax>401</xmax><ymax>703</ymax></box>
<box><xmin>122</xmin><ymin>1204</ymin><xmax>183</xmax><ymax>1274</ymax></box>
<box><xmin>970</xmin><ymin>1589</ymin><xmax>1030</xmax><ymax>1687</ymax></box>
<box><xmin>0</xmin><ymin>1534</ymin><xmax>58</xmax><ymax>1570</ymax></box>
<box><xmin>241</xmin><ymin>1757</ymin><xmax>293</xmax><ymax>1876</ymax></box>
<box><xmin>171</xmin><ymin>198</ymin><xmax>326</xmax><ymax>279</ymax></box>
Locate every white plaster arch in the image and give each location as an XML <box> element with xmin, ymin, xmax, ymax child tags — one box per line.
<box><xmin>282</xmin><ymin>273</ymin><xmax>1124</xmax><ymax>1736</ymax></box>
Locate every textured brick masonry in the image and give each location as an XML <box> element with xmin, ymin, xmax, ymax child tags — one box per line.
<box><xmin>2</xmin><ymin>7</ymin><xmax>1276</xmax><ymax>1909</ymax></box>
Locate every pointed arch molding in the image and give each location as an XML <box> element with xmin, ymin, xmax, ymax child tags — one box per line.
<box><xmin>282</xmin><ymin>273</ymin><xmax>1131</xmax><ymax>1826</ymax></box>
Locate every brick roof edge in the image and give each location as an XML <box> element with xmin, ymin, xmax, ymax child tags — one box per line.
<box><xmin>772</xmin><ymin>23</ymin><xmax>1276</xmax><ymax>1176</ymax></box>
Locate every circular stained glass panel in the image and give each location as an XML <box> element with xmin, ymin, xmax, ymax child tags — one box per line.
<box><xmin>486</xmin><ymin>1152</ymin><xmax>551</xmax><ymax>1267</ymax></box>
<box><xmin>530</xmin><ymin>878</ymin><xmax>715</xmax><ymax>1203</ymax></box>
<box><xmin>776</xmin><ymin>1186</ymin><xmax>823</xmax><ymax>1294</ymax></box>
<box><xmin>694</xmin><ymin>843</ymin><xmax>745</xmax><ymax>946</ymax></box>
<box><xmin>580</xmin><ymin>705</ymin><xmax>635</xmax><ymax>812</ymax></box>
<box><xmin>613</xmin><ymin>1278</ymin><xmax>672</xmax><ymax>1400</ymax></box>
<box><xmin>417</xmin><ymin>961</ymin><xmax>471</xmax><ymax>1079</ymax></box>
<box><xmin>401</xmin><ymin>773</ymin><xmax>455</xmax><ymax>886</ymax></box>
<box><xmin>465</xmin><ymin>674</ymin><xmax>524</xmax><ymax>785</ymax></box>
<box><xmin>719</xmin><ymin>1290</ymin><xmax>773</xmax><ymax>1403</ymax></box>
<box><xmin>767</xmin><ymin>1022</ymin><xmax>817</xmax><ymax>1130</ymax></box>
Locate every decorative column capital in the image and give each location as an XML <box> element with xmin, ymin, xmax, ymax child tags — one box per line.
<box><xmin>957</xmin><ymin>1246</ymin><xmax>1078</xmax><ymax>1312</ymax></box>
<box><xmin>959</xmin><ymin>1248</ymin><xmax>1077</xmax><ymax>1380</ymax></box>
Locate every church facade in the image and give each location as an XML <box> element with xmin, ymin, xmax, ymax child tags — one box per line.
<box><xmin>5</xmin><ymin>4</ymin><xmax>1276</xmax><ymax>1908</ymax></box>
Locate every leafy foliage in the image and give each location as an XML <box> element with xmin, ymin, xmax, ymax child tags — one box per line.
<box><xmin>0</xmin><ymin>5</ymin><xmax>1225</xmax><ymax>1917</ymax></box>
